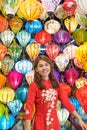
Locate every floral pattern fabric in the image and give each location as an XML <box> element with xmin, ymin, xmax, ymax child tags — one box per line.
<box><xmin>24</xmin><ymin>79</ymin><xmax>75</xmax><ymax>130</ymax></box>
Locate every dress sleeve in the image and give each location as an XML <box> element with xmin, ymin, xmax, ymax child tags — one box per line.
<box><xmin>24</xmin><ymin>82</ymin><xmax>37</xmax><ymax>120</ymax></box>
<box><xmin>58</xmin><ymin>86</ymin><xmax>75</xmax><ymax>113</ymax></box>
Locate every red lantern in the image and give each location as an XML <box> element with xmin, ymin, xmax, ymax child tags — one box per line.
<box><xmin>35</xmin><ymin>30</ymin><xmax>52</xmax><ymax>45</ymax></box>
<box><xmin>46</xmin><ymin>43</ymin><xmax>60</xmax><ymax>60</ymax></box>
<box><xmin>62</xmin><ymin>0</ymin><xmax>77</xmax><ymax>16</ymax></box>
<box><xmin>64</xmin><ymin>68</ymin><xmax>79</xmax><ymax>86</ymax></box>
<box><xmin>76</xmin><ymin>85</ymin><xmax>87</xmax><ymax>114</ymax></box>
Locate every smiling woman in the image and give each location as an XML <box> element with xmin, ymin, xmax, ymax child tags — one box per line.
<box><xmin>24</xmin><ymin>55</ymin><xmax>87</xmax><ymax>130</ymax></box>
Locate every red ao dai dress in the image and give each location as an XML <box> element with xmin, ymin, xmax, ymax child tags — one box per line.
<box><xmin>24</xmin><ymin>79</ymin><xmax>75</xmax><ymax>130</ymax></box>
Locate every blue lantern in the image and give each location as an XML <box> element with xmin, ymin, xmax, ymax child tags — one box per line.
<box><xmin>15</xmin><ymin>84</ymin><xmax>28</xmax><ymax>103</ymax></box>
<box><xmin>25</xmin><ymin>20</ymin><xmax>42</xmax><ymax>34</ymax></box>
<box><xmin>7</xmin><ymin>100</ymin><xmax>23</xmax><ymax>116</ymax></box>
<box><xmin>70</xmin><ymin>97</ymin><xmax>81</xmax><ymax>111</ymax></box>
<box><xmin>16</xmin><ymin>30</ymin><xmax>31</xmax><ymax>47</ymax></box>
<box><xmin>15</xmin><ymin>59</ymin><xmax>33</xmax><ymax>75</ymax></box>
<box><xmin>0</xmin><ymin>114</ymin><xmax>15</xmax><ymax>130</ymax></box>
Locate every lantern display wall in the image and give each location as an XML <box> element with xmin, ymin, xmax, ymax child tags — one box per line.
<box><xmin>0</xmin><ymin>0</ymin><xmax>87</xmax><ymax>129</ymax></box>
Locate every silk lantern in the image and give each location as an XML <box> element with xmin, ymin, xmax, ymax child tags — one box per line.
<box><xmin>3</xmin><ymin>0</ymin><xmax>22</xmax><ymax>16</ymax></box>
<box><xmin>25</xmin><ymin>70</ymin><xmax>34</xmax><ymax>85</ymax></box>
<box><xmin>54</xmin><ymin>29</ymin><xmax>70</xmax><ymax>45</ymax></box>
<box><xmin>53</xmin><ymin>70</ymin><xmax>60</xmax><ymax>81</ymax></box>
<box><xmin>57</xmin><ymin>108</ymin><xmax>69</xmax><ymax>126</ymax></box>
<box><xmin>75</xmin><ymin>0</ymin><xmax>87</xmax><ymax>14</ymax></box>
<box><xmin>78</xmin><ymin>107</ymin><xmax>87</xmax><ymax>121</ymax></box>
<box><xmin>63</xmin><ymin>44</ymin><xmax>78</xmax><ymax>60</ymax></box>
<box><xmin>0</xmin><ymin>87</ymin><xmax>15</xmax><ymax>104</ymax></box>
<box><xmin>35</xmin><ymin>30</ymin><xmax>52</xmax><ymax>45</ymax></box>
<box><xmin>41</xmin><ymin>0</ymin><xmax>61</xmax><ymax>14</ymax></box>
<box><xmin>8</xmin><ymin>70</ymin><xmax>23</xmax><ymax>89</ymax></box>
<box><xmin>75</xmin><ymin>76</ymin><xmax>87</xmax><ymax>89</ymax></box>
<box><xmin>18</xmin><ymin>0</ymin><xmax>43</xmax><ymax>21</ymax></box>
<box><xmin>16</xmin><ymin>30</ymin><xmax>31</xmax><ymax>47</ymax></box>
<box><xmin>0</xmin><ymin>103</ymin><xmax>6</xmax><ymax>118</ymax></box>
<box><xmin>8</xmin><ymin>40</ymin><xmax>22</xmax><ymax>61</ymax></box>
<box><xmin>46</xmin><ymin>43</ymin><xmax>60</xmax><ymax>60</ymax></box>
<box><xmin>15</xmin><ymin>59</ymin><xmax>33</xmax><ymax>75</ymax></box>
<box><xmin>9</xmin><ymin>16</ymin><xmax>23</xmax><ymax>34</ymax></box>
<box><xmin>0</xmin><ymin>73</ymin><xmax>7</xmax><ymax>89</ymax></box>
<box><xmin>62</xmin><ymin>0</ymin><xmax>77</xmax><ymax>16</ymax></box>
<box><xmin>76</xmin><ymin>85</ymin><xmax>87</xmax><ymax>114</ymax></box>
<box><xmin>25</xmin><ymin>20</ymin><xmax>42</xmax><ymax>34</ymax></box>
<box><xmin>70</xmin><ymin>97</ymin><xmax>80</xmax><ymax>111</ymax></box>
<box><xmin>55</xmin><ymin>53</ymin><xmax>69</xmax><ymax>72</ymax></box>
<box><xmin>0</xmin><ymin>15</ymin><xmax>8</xmax><ymax>32</ymax></box>
<box><xmin>7</xmin><ymin>99</ymin><xmax>23</xmax><ymax>116</ymax></box>
<box><xmin>16</xmin><ymin>84</ymin><xmax>28</xmax><ymax>103</ymax></box>
<box><xmin>0</xmin><ymin>30</ymin><xmax>15</xmax><ymax>47</ymax></box>
<box><xmin>64</xmin><ymin>16</ymin><xmax>78</xmax><ymax>34</ymax></box>
<box><xmin>64</xmin><ymin>68</ymin><xmax>79</xmax><ymax>86</ymax></box>
<box><xmin>72</xmin><ymin>29</ymin><xmax>87</xmax><ymax>45</ymax></box>
<box><xmin>0</xmin><ymin>114</ymin><xmax>15</xmax><ymax>130</ymax></box>
<box><xmin>1</xmin><ymin>56</ymin><xmax>14</xmax><ymax>75</ymax></box>
<box><xmin>0</xmin><ymin>43</ymin><xmax>7</xmax><ymax>60</ymax></box>
<box><xmin>54</xmin><ymin>4</ymin><xmax>66</xmax><ymax>19</ymax></box>
<box><xmin>74</xmin><ymin>58</ymin><xmax>82</xmax><ymax>69</ymax></box>
<box><xmin>44</xmin><ymin>19</ymin><xmax>61</xmax><ymax>34</ymax></box>
<box><xmin>26</xmin><ymin>42</ymin><xmax>40</xmax><ymax>61</ymax></box>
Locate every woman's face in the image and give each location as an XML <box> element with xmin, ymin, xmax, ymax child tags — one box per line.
<box><xmin>36</xmin><ymin>60</ymin><xmax>51</xmax><ymax>80</ymax></box>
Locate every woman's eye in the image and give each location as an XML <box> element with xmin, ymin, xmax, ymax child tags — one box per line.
<box><xmin>45</xmin><ymin>63</ymin><xmax>49</xmax><ymax>66</ymax></box>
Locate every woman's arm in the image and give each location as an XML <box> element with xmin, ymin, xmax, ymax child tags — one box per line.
<box><xmin>24</xmin><ymin>120</ymin><xmax>31</xmax><ymax>130</ymax></box>
<box><xmin>71</xmin><ymin>110</ymin><xmax>87</xmax><ymax>130</ymax></box>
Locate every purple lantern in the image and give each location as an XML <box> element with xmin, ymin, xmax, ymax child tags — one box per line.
<box><xmin>53</xmin><ymin>70</ymin><xmax>60</xmax><ymax>81</ymax></box>
<box><xmin>53</xmin><ymin>29</ymin><xmax>70</xmax><ymax>44</ymax></box>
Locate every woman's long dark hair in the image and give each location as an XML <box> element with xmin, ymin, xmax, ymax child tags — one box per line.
<box><xmin>34</xmin><ymin>55</ymin><xmax>59</xmax><ymax>90</ymax></box>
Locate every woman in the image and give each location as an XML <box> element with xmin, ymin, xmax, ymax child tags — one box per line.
<box><xmin>24</xmin><ymin>55</ymin><xmax>87</xmax><ymax>130</ymax></box>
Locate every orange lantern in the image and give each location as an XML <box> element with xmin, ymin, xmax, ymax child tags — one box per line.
<box><xmin>0</xmin><ymin>43</ymin><xmax>7</xmax><ymax>60</ymax></box>
<box><xmin>0</xmin><ymin>73</ymin><xmax>7</xmax><ymax>89</ymax></box>
<box><xmin>0</xmin><ymin>15</ymin><xmax>8</xmax><ymax>32</ymax></box>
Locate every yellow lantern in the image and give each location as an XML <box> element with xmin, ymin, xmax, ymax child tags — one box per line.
<box><xmin>0</xmin><ymin>0</ymin><xmax>4</xmax><ymax>10</ymax></box>
<box><xmin>18</xmin><ymin>0</ymin><xmax>44</xmax><ymax>21</ymax></box>
<box><xmin>64</xmin><ymin>16</ymin><xmax>78</xmax><ymax>34</ymax></box>
<box><xmin>26</xmin><ymin>42</ymin><xmax>40</xmax><ymax>61</ymax></box>
<box><xmin>76</xmin><ymin>42</ymin><xmax>87</xmax><ymax>63</ymax></box>
<box><xmin>0</xmin><ymin>87</ymin><xmax>15</xmax><ymax>104</ymax></box>
<box><xmin>76</xmin><ymin>42</ymin><xmax>87</xmax><ymax>72</ymax></box>
<box><xmin>75</xmin><ymin>77</ymin><xmax>87</xmax><ymax>89</ymax></box>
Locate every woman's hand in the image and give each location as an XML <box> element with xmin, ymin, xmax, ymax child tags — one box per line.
<box><xmin>72</xmin><ymin>110</ymin><xmax>87</xmax><ymax>130</ymax></box>
<box><xmin>78</xmin><ymin>118</ymin><xmax>87</xmax><ymax>130</ymax></box>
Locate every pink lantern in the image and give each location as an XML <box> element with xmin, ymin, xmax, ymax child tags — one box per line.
<box><xmin>63</xmin><ymin>44</ymin><xmax>78</xmax><ymax>60</ymax></box>
<box><xmin>54</xmin><ymin>53</ymin><xmax>69</xmax><ymax>72</ymax></box>
<box><xmin>64</xmin><ymin>68</ymin><xmax>79</xmax><ymax>86</ymax></box>
<box><xmin>41</xmin><ymin>0</ymin><xmax>61</xmax><ymax>14</ymax></box>
<box><xmin>8</xmin><ymin>70</ymin><xmax>23</xmax><ymax>89</ymax></box>
<box><xmin>53</xmin><ymin>29</ymin><xmax>70</xmax><ymax>45</ymax></box>
<box><xmin>46</xmin><ymin>43</ymin><xmax>60</xmax><ymax>60</ymax></box>
<box><xmin>74</xmin><ymin>58</ymin><xmax>82</xmax><ymax>69</ymax></box>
